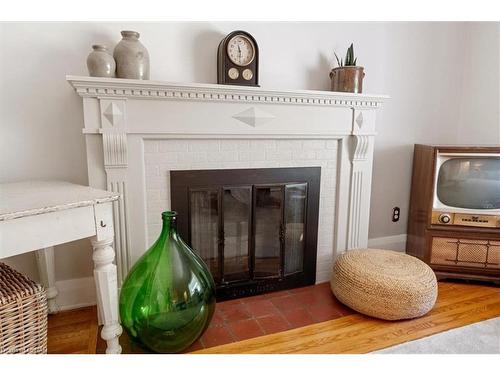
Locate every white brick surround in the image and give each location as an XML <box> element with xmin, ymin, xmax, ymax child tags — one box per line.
<box><xmin>68</xmin><ymin>76</ymin><xmax>387</xmax><ymax>285</ymax></box>
<box><xmin>144</xmin><ymin>138</ymin><xmax>338</xmax><ymax>282</ymax></box>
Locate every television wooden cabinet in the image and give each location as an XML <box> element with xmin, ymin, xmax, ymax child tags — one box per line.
<box><xmin>407</xmin><ymin>144</ymin><xmax>500</xmax><ymax>284</ymax></box>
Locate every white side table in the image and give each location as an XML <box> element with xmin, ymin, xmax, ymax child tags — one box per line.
<box><xmin>0</xmin><ymin>181</ymin><xmax>123</xmax><ymax>354</ymax></box>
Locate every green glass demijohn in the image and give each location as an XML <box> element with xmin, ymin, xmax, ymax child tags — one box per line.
<box><xmin>119</xmin><ymin>211</ymin><xmax>216</xmax><ymax>353</ymax></box>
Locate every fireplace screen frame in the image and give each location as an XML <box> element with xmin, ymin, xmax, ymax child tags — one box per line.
<box><xmin>171</xmin><ymin>167</ymin><xmax>321</xmax><ymax>300</ymax></box>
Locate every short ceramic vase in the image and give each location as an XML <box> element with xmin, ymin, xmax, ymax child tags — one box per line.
<box><xmin>113</xmin><ymin>30</ymin><xmax>150</xmax><ymax>79</ymax></box>
<box><xmin>119</xmin><ymin>211</ymin><xmax>216</xmax><ymax>353</ymax></box>
<box><xmin>86</xmin><ymin>45</ymin><xmax>116</xmax><ymax>78</ymax></box>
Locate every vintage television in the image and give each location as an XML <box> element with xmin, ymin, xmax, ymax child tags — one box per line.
<box><xmin>407</xmin><ymin>145</ymin><xmax>500</xmax><ymax>283</ymax></box>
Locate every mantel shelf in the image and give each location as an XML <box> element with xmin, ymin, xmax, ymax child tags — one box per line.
<box><xmin>66</xmin><ymin>75</ymin><xmax>388</xmax><ymax>109</ymax></box>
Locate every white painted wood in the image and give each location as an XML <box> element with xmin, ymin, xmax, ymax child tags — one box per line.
<box><xmin>0</xmin><ymin>180</ymin><xmax>122</xmax><ymax>354</ymax></box>
<box><xmin>94</xmin><ymin>201</ymin><xmax>115</xmax><ymax>241</ymax></box>
<box><xmin>54</xmin><ymin>276</ymin><xmax>97</xmax><ymax>311</ymax></box>
<box><xmin>35</xmin><ymin>247</ymin><xmax>59</xmax><ymax>313</ymax></box>
<box><xmin>68</xmin><ymin>75</ymin><xmax>387</xmax><ymax>285</ymax></box>
<box><xmin>0</xmin><ymin>180</ymin><xmax>119</xmax><ymax>221</ymax></box>
<box><xmin>346</xmin><ymin>109</ymin><xmax>376</xmax><ymax>249</ymax></box>
<box><xmin>0</xmin><ymin>206</ymin><xmax>96</xmax><ymax>258</ymax></box>
<box><xmin>91</xmin><ymin>236</ymin><xmax>122</xmax><ymax>354</ymax></box>
<box><xmin>333</xmin><ymin>136</ymin><xmax>352</xmax><ymax>255</ymax></box>
<box><xmin>66</xmin><ymin>75</ymin><xmax>388</xmax><ymax>108</ymax></box>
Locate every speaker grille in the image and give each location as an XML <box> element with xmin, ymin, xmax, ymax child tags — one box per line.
<box><xmin>430</xmin><ymin>237</ymin><xmax>500</xmax><ymax>269</ymax></box>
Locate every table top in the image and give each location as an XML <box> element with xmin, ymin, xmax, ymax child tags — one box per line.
<box><xmin>0</xmin><ymin>180</ymin><xmax>120</xmax><ymax>221</ymax></box>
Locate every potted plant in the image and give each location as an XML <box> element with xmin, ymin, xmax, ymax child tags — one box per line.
<box><xmin>329</xmin><ymin>43</ymin><xmax>365</xmax><ymax>93</ymax></box>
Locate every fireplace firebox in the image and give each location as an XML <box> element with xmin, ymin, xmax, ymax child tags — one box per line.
<box><xmin>171</xmin><ymin>167</ymin><xmax>321</xmax><ymax>300</ymax></box>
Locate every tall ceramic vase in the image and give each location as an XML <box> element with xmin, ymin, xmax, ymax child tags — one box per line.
<box><xmin>113</xmin><ymin>30</ymin><xmax>150</xmax><ymax>79</ymax></box>
<box><xmin>119</xmin><ymin>211</ymin><xmax>216</xmax><ymax>353</ymax></box>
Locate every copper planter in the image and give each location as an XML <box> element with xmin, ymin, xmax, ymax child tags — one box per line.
<box><xmin>329</xmin><ymin>66</ymin><xmax>365</xmax><ymax>93</ymax></box>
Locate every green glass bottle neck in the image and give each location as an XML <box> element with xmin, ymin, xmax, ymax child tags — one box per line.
<box><xmin>160</xmin><ymin>211</ymin><xmax>179</xmax><ymax>237</ymax></box>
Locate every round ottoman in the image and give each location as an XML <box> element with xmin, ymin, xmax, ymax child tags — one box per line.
<box><xmin>331</xmin><ymin>249</ymin><xmax>437</xmax><ymax>320</ymax></box>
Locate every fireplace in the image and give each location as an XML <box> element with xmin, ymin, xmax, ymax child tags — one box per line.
<box><xmin>171</xmin><ymin>167</ymin><xmax>320</xmax><ymax>300</ymax></box>
<box><xmin>68</xmin><ymin>76</ymin><xmax>386</xmax><ymax>290</ymax></box>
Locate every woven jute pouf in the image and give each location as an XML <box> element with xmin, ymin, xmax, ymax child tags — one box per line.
<box><xmin>0</xmin><ymin>262</ymin><xmax>48</xmax><ymax>353</ymax></box>
<box><xmin>331</xmin><ymin>249</ymin><xmax>437</xmax><ymax>320</ymax></box>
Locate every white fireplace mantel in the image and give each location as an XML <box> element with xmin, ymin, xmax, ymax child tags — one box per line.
<box><xmin>67</xmin><ymin>75</ymin><xmax>387</xmax><ymax>285</ymax></box>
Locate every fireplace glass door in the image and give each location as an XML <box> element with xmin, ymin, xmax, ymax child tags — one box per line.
<box><xmin>222</xmin><ymin>187</ymin><xmax>252</xmax><ymax>282</ymax></box>
<box><xmin>189</xmin><ymin>189</ymin><xmax>220</xmax><ymax>282</ymax></box>
<box><xmin>171</xmin><ymin>167</ymin><xmax>320</xmax><ymax>300</ymax></box>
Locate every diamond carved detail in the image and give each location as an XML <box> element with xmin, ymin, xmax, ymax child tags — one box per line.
<box><xmin>356</xmin><ymin>112</ymin><xmax>364</xmax><ymax>129</ymax></box>
<box><xmin>103</xmin><ymin>102</ymin><xmax>123</xmax><ymax>126</ymax></box>
<box><xmin>232</xmin><ymin>107</ymin><xmax>275</xmax><ymax>127</ymax></box>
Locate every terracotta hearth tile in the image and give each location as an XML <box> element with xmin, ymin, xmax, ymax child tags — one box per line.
<box><xmin>288</xmin><ymin>284</ymin><xmax>319</xmax><ymax>294</ymax></box>
<box><xmin>270</xmin><ymin>294</ymin><xmax>304</xmax><ymax>311</ymax></box>
<box><xmin>228</xmin><ymin>319</ymin><xmax>264</xmax><ymax>341</ymax></box>
<box><xmin>314</xmin><ymin>293</ymin><xmax>355</xmax><ymax>315</ymax></box>
<box><xmin>200</xmin><ymin>326</ymin><xmax>235</xmax><ymax>348</ymax></box>
<box><xmin>216</xmin><ymin>300</ymin><xmax>243</xmax><ymax>313</ymax></box>
<box><xmin>191</xmin><ymin>283</ymin><xmax>354</xmax><ymax>350</ymax></box>
<box><xmin>281</xmin><ymin>307</ymin><xmax>315</xmax><ymax>329</ymax></box>
<box><xmin>219</xmin><ymin>304</ymin><xmax>251</xmax><ymax>322</ymax></box>
<box><xmin>243</xmin><ymin>299</ymin><xmax>281</xmax><ymax>318</ymax></box>
<box><xmin>307</xmin><ymin>304</ymin><xmax>344</xmax><ymax>323</ymax></box>
<box><xmin>294</xmin><ymin>290</ymin><xmax>324</xmax><ymax>306</ymax></box>
<box><xmin>315</xmin><ymin>283</ymin><xmax>333</xmax><ymax>292</ymax></box>
<box><xmin>257</xmin><ymin>314</ymin><xmax>291</xmax><ymax>335</ymax></box>
<box><xmin>265</xmin><ymin>290</ymin><xmax>291</xmax><ymax>298</ymax></box>
<box><xmin>218</xmin><ymin>298</ymin><xmax>243</xmax><ymax>307</ymax></box>
<box><xmin>240</xmin><ymin>293</ymin><xmax>268</xmax><ymax>303</ymax></box>
<box><xmin>209</xmin><ymin>310</ymin><xmax>225</xmax><ymax>327</ymax></box>
<box><xmin>183</xmin><ymin>339</ymin><xmax>205</xmax><ymax>353</ymax></box>
<box><xmin>315</xmin><ymin>282</ymin><xmax>331</xmax><ymax>290</ymax></box>
<box><xmin>332</xmin><ymin>302</ymin><xmax>355</xmax><ymax>316</ymax></box>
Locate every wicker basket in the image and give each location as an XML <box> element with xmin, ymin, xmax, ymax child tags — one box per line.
<box><xmin>0</xmin><ymin>262</ymin><xmax>48</xmax><ymax>354</ymax></box>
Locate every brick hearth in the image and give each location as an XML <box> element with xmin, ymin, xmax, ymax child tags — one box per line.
<box><xmin>184</xmin><ymin>282</ymin><xmax>354</xmax><ymax>352</ymax></box>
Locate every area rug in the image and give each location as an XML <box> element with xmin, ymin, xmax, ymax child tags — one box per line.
<box><xmin>373</xmin><ymin>317</ymin><xmax>500</xmax><ymax>354</ymax></box>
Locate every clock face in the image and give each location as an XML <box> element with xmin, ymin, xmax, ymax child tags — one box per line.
<box><xmin>242</xmin><ymin>69</ymin><xmax>253</xmax><ymax>80</ymax></box>
<box><xmin>227</xmin><ymin>35</ymin><xmax>255</xmax><ymax>66</ymax></box>
<box><xmin>228</xmin><ymin>68</ymin><xmax>239</xmax><ymax>80</ymax></box>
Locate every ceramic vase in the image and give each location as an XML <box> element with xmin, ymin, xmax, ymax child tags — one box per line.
<box><xmin>119</xmin><ymin>211</ymin><xmax>216</xmax><ymax>353</ymax></box>
<box><xmin>113</xmin><ymin>30</ymin><xmax>150</xmax><ymax>80</ymax></box>
<box><xmin>86</xmin><ymin>45</ymin><xmax>116</xmax><ymax>78</ymax></box>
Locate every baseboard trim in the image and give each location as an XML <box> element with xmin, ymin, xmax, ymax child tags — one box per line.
<box><xmin>368</xmin><ymin>234</ymin><xmax>407</xmax><ymax>252</ymax></box>
<box><xmin>55</xmin><ymin>276</ymin><xmax>96</xmax><ymax>311</ymax></box>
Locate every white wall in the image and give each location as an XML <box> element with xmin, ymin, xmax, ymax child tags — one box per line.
<box><xmin>1</xmin><ymin>22</ymin><xmax>498</xmax><ymax>285</ymax></box>
<box><xmin>457</xmin><ymin>23</ymin><xmax>500</xmax><ymax>144</ymax></box>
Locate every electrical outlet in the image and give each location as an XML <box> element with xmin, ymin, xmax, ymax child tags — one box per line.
<box><xmin>392</xmin><ymin>207</ymin><xmax>400</xmax><ymax>222</ymax></box>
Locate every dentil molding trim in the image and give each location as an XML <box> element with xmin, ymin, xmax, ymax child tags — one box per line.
<box><xmin>67</xmin><ymin>76</ymin><xmax>388</xmax><ymax>109</ymax></box>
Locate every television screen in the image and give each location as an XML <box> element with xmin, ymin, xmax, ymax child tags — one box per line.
<box><xmin>437</xmin><ymin>157</ymin><xmax>500</xmax><ymax>209</ymax></box>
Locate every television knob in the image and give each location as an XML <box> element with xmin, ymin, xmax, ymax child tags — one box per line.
<box><xmin>439</xmin><ymin>214</ymin><xmax>451</xmax><ymax>224</ymax></box>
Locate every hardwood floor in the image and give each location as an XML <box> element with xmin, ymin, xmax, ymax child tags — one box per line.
<box><xmin>47</xmin><ymin>305</ymin><xmax>98</xmax><ymax>354</ymax></box>
<box><xmin>47</xmin><ymin>281</ymin><xmax>500</xmax><ymax>354</ymax></box>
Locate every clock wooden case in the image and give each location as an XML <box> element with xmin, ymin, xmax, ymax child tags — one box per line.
<box><xmin>217</xmin><ymin>30</ymin><xmax>259</xmax><ymax>87</ymax></box>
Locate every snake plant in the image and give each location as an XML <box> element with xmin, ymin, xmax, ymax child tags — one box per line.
<box><xmin>334</xmin><ymin>43</ymin><xmax>357</xmax><ymax>67</ymax></box>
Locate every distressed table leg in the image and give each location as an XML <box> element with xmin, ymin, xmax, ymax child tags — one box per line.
<box><xmin>91</xmin><ymin>236</ymin><xmax>122</xmax><ymax>354</ymax></box>
<box><xmin>35</xmin><ymin>246</ymin><xmax>59</xmax><ymax>313</ymax></box>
